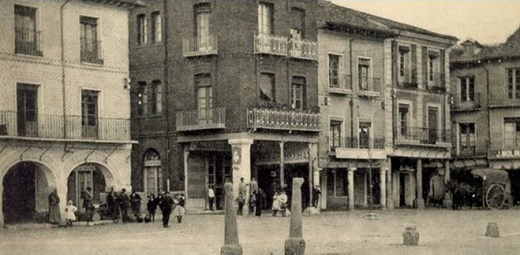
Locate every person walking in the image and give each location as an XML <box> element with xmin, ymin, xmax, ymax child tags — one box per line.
<box><xmin>312</xmin><ymin>185</ymin><xmax>322</xmax><ymax>208</ymax></box>
<box><xmin>208</xmin><ymin>185</ymin><xmax>215</xmax><ymax>211</ymax></box>
<box><xmin>271</xmin><ymin>191</ymin><xmax>280</xmax><ymax>217</ymax></box>
<box><xmin>130</xmin><ymin>191</ymin><xmax>142</xmax><ymax>222</ymax></box>
<box><xmin>173</xmin><ymin>194</ymin><xmax>186</xmax><ymax>223</ymax></box>
<box><xmin>119</xmin><ymin>188</ymin><xmax>130</xmax><ymax>224</ymax></box>
<box><xmin>159</xmin><ymin>191</ymin><xmax>174</xmax><ymax>228</ymax></box>
<box><xmin>83</xmin><ymin>187</ymin><xmax>94</xmax><ymax>225</ymax></box>
<box><xmin>236</xmin><ymin>192</ymin><xmax>245</xmax><ymax>216</ymax></box>
<box><xmin>106</xmin><ymin>187</ymin><xmax>119</xmax><ymax>223</ymax></box>
<box><xmin>255</xmin><ymin>189</ymin><xmax>263</xmax><ymax>217</ymax></box>
<box><xmin>146</xmin><ymin>194</ymin><xmax>157</xmax><ymax>223</ymax></box>
<box><xmin>48</xmin><ymin>188</ymin><xmax>61</xmax><ymax>224</ymax></box>
<box><xmin>64</xmin><ymin>200</ymin><xmax>77</xmax><ymax>227</ymax></box>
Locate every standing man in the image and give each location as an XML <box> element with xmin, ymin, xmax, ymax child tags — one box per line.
<box><xmin>130</xmin><ymin>190</ymin><xmax>142</xmax><ymax>220</ymax></box>
<box><xmin>83</xmin><ymin>187</ymin><xmax>94</xmax><ymax>225</ymax></box>
<box><xmin>312</xmin><ymin>185</ymin><xmax>322</xmax><ymax>208</ymax></box>
<box><xmin>250</xmin><ymin>177</ymin><xmax>259</xmax><ymax>195</ymax></box>
<box><xmin>160</xmin><ymin>191</ymin><xmax>174</xmax><ymax>228</ymax></box>
<box><xmin>48</xmin><ymin>188</ymin><xmax>61</xmax><ymax>224</ymax></box>
<box><xmin>119</xmin><ymin>188</ymin><xmax>130</xmax><ymax>224</ymax></box>
<box><xmin>208</xmin><ymin>185</ymin><xmax>215</xmax><ymax>211</ymax></box>
<box><xmin>239</xmin><ymin>178</ymin><xmax>247</xmax><ymax>196</ymax></box>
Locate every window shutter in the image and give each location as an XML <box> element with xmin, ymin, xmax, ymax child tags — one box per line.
<box><xmin>391</xmin><ymin>41</ymin><xmax>398</xmax><ymax>86</ymax></box>
<box><xmin>439</xmin><ymin>49</ymin><xmax>446</xmax><ymax>87</ymax></box>
<box><xmin>411</xmin><ymin>44</ymin><xmax>417</xmax><ymax>84</ymax></box>
<box><xmin>422</xmin><ymin>46</ymin><xmax>428</xmax><ymax>87</ymax></box>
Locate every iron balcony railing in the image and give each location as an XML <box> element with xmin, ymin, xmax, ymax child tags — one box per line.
<box><xmin>80</xmin><ymin>38</ymin><xmax>104</xmax><ymax>64</ymax></box>
<box><xmin>425</xmin><ymin>71</ymin><xmax>445</xmax><ymax>88</ymax></box>
<box><xmin>0</xmin><ymin>111</ymin><xmax>130</xmax><ymax>141</ymax></box>
<box><xmin>396</xmin><ymin>126</ymin><xmax>450</xmax><ymax>145</ymax></box>
<box><xmin>254</xmin><ymin>34</ymin><xmax>288</xmax><ymax>56</ymax></box>
<box><xmin>452</xmin><ymin>93</ymin><xmax>481</xmax><ymax>111</ymax></box>
<box><xmin>329</xmin><ymin>74</ymin><xmax>353</xmax><ymax>92</ymax></box>
<box><xmin>176</xmin><ymin>108</ymin><xmax>226</xmax><ymax>131</ymax></box>
<box><xmin>288</xmin><ymin>39</ymin><xmax>317</xmax><ymax>60</ymax></box>
<box><xmin>182</xmin><ymin>35</ymin><xmax>218</xmax><ymax>57</ymax></box>
<box><xmin>358</xmin><ymin>77</ymin><xmax>382</xmax><ymax>96</ymax></box>
<box><xmin>328</xmin><ymin>136</ymin><xmax>385</xmax><ymax>152</ymax></box>
<box><xmin>15</xmin><ymin>28</ymin><xmax>42</xmax><ymax>56</ymax></box>
<box><xmin>247</xmin><ymin>108</ymin><xmax>321</xmax><ymax>132</ymax></box>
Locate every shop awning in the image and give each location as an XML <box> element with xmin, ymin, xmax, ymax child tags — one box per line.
<box><xmin>471</xmin><ymin>168</ymin><xmax>509</xmax><ymax>184</ymax></box>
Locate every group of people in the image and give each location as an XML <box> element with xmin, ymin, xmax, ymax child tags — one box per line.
<box><xmin>47</xmin><ymin>187</ymin><xmax>186</xmax><ymax>228</ymax></box>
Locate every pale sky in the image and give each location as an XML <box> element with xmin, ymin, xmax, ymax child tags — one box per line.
<box><xmin>329</xmin><ymin>0</ymin><xmax>520</xmax><ymax>45</ymax></box>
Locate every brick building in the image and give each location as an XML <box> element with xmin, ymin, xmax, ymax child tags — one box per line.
<box><xmin>130</xmin><ymin>0</ymin><xmax>320</xmax><ymax>211</ymax></box>
<box><xmin>0</xmin><ymin>0</ymin><xmax>142</xmax><ymax>226</ymax></box>
<box><xmin>450</xmin><ymin>26</ymin><xmax>520</xmax><ymax>205</ymax></box>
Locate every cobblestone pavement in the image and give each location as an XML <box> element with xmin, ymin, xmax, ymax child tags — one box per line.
<box><xmin>1</xmin><ymin>209</ymin><xmax>520</xmax><ymax>255</ymax></box>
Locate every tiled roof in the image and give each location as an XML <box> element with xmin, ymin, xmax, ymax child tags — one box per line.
<box><xmin>451</xmin><ymin>26</ymin><xmax>520</xmax><ymax>63</ymax></box>
<box><xmin>317</xmin><ymin>0</ymin><xmax>458</xmax><ymax>41</ymax></box>
<box><xmin>82</xmin><ymin>0</ymin><xmax>146</xmax><ymax>8</ymax></box>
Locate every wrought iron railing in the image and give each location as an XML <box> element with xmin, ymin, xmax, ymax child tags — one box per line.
<box><xmin>358</xmin><ymin>77</ymin><xmax>382</xmax><ymax>96</ymax></box>
<box><xmin>15</xmin><ymin>28</ymin><xmax>42</xmax><ymax>56</ymax></box>
<box><xmin>247</xmin><ymin>108</ymin><xmax>320</xmax><ymax>132</ymax></box>
<box><xmin>396</xmin><ymin>126</ymin><xmax>450</xmax><ymax>145</ymax></box>
<box><xmin>254</xmin><ymin>34</ymin><xmax>288</xmax><ymax>56</ymax></box>
<box><xmin>288</xmin><ymin>39</ymin><xmax>317</xmax><ymax>60</ymax></box>
<box><xmin>80</xmin><ymin>38</ymin><xmax>103</xmax><ymax>64</ymax></box>
<box><xmin>182</xmin><ymin>35</ymin><xmax>218</xmax><ymax>57</ymax></box>
<box><xmin>329</xmin><ymin>74</ymin><xmax>353</xmax><ymax>92</ymax></box>
<box><xmin>176</xmin><ymin>108</ymin><xmax>226</xmax><ymax>131</ymax></box>
<box><xmin>0</xmin><ymin>111</ymin><xmax>130</xmax><ymax>141</ymax></box>
<box><xmin>328</xmin><ymin>136</ymin><xmax>385</xmax><ymax>151</ymax></box>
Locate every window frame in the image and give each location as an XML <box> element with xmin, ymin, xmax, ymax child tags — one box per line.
<box><xmin>459</xmin><ymin>122</ymin><xmax>476</xmax><ymax>155</ymax></box>
<box><xmin>329</xmin><ymin>120</ymin><xmax>342</xmax><ymax>151</ymax></box>
<box><xmin>151</xmin><ymin>12</ymin><xmax>162</xmax><ymax>43</ymax></box>
<box><xmin>358</xmin><ymin>121</ymin><xmax>371</xmax><ymax>149</ymax></box>
<box><xmin>150</xmin><ymin>80</ymin><xmax>162</xmax><ymax>116</ymax></box>
<box><xmin>398</xmin><ymin>103</ymin><xmax>411</xmax><ymax>136</ymax></box>
<box><xmin>258</xmin><ymin>2</ymin><xmax>274</xmax><ymax>35</ymax></box>
<box><xmin>460</xmin><ymin>76</ymin><xmax>475</xmax><ymax>102</ymax></box>
<box><xmin>14</xmin><ymin>4</ymin><xmax>41</xmax><ymax>56</ymax></box>
<box><xmin>504</xmin><ymin>118</ymin><xmax>520</xmax><ymax>149</ymax></box>
<box><xmin>137</xmin><ymin>14</ymin><xmax>147</xmax><ymax>45</ymax></box>
<box><xmin>358</xmin><ymin>57</ymin><xmax>371</xmax><ymax>91</ymax></box>
<box><xmin>291</xmin><ymin>76</ymin><xmax>306</xmax><ymax>110</ymax></box>
<box><xmin>398</xmin><ymin>46</ymin><xmax>411</xmax><ymax>82</ymax></box>
<box><xmin>507</xmin><ymin>68</ymin><xmax>520</xmax><ymax>99</ymax></box>
<box><xmin>328</xmin><ymin>54</ymin><xmax>341</xmax><ymax>89</ymax></box>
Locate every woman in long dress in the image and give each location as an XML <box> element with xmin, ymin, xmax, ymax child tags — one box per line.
<box><xmin>48</xmin><ymin>189</ymin><xmax>61</xmax><ymax>224</ymax></box>
<box><xmin>172</xmin><ymin>194</ymin><xmax>186</xmax><ymax>223</ymax></box>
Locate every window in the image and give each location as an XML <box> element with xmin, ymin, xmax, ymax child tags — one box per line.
<box><xmin>504</xmin><ymin>118</ymin><xmax>520</xmax><ymax>149</ymax></box>
<box><xmin>195</xmin><ymin>4</ymin><xmax>211</xmax><ymax>50</ymax></box>
<box><xmin>329</xmin><ymin>54</ymin><xmax>340</xmax><ymax>88</ymax></box>
<box><xmin>259</xmin><ymin>73</ymin><xmax>275</xmax><ymax>104</ymax></box>
<box><xmin>459</xmin><ymin>123</ymin><xmax>475</xmax><ymax>154</ymax></box>
<box><xmin>80</xmin><ymin>16</ymin><xmax>102</xmax><ymax>64</ymax></box>
<box><xmin>427</xmin><ymin>51</ymin><xmax>440</xmax><ymax>86</ymax></box>
<box><xmin>359</xmin><ymin>122</ymin><xmax>371</xmax><ymax>149</ymax></box>
<box><xmin>398</xmin><ymin>46</ymin><xmax>410</xmax><ymax>81</ymax></box>
<box><xmin>460</xmin><ymin>77</ymin><xmax>475</xmax><ymax>102</ymax></box>
<box><xmin>291</xmin><ymin>77</ymin><xmax>305</xmax><ymax>110</ymax></box>
<box><xmin>137</xmin><ymin>82</ymin><xmax>148</xmax><ymax>116</ymax></box>
<box><xmin>137</xmin><ymin>14</ymin><xmax>147</xmax><ymax>45</ymax></box>
<box><xmin>196</xmin><ymin>74</ymin><xmax>213</xmax><ymax>124</ymax></box>
<box><xmin>143</xmin><ymin>150</ymin><xmax>163</xmax><ymax>196</ymax></box>
<box><xmin>507</xmin><ymin>68</ymin><xmax>520</xmax><ymax>99</ymax></box>
<box><xmin>14</xmin><ymin>5</ymin><xmax>41</xmax><ymax>56</ymax></box>
<box><xmin>151</xmin><ymin>80</ymin><xmax>162</xmax><ymax>115</ymax></box>
<box><xmin>258</xmin><ymin>2</ymin><xmax>273</xmax><ymax>35</ymax></box>
<box><xmin>330</xmin><ymin>120</ymin><xmax>342</xmax><ymax>151</ymax></box>
<box><xmin>327</xmin><ymin>170</ymin><xmax>348</xmax><ymax>197</ymax></box>
<box><xmin>17</xmin><ymin>84</ymin><xmax>38</xmax><ymax>137</ymax></box>
<box><xmin>151</xmin><ymin>12</ymin><xmax>162</xmax><ymax>43</ymax></box>
<box><xmin>398</xmin><ymin>104</ymin><xmax>409</xmax><ymax>135</ymax></box>
<box><xmin>81</xmin><ymin>90</ymin><xmax>99</xmax><ymax>138</ymax></box>
<box><xmin>358</xmin><ymin>58</ymin><xmax>370</xmax><ymax>91</ymax></box>
<box><xmin>290</xmin><ymin>8</ymin><xmax>305</xmax><ymax>41</ymax></box>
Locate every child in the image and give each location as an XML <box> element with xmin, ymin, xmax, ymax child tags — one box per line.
<box><xmin>173</xmin><ymin>194</ymin><xmax>186</xmax><ymax>223</ymax></box>
<box><xmin>236</xmin><ymin>192</ymin><xmax>245</xmax><ymax>216</ymax></box>
<box><xmin>248</xmin><ymin>192</ymin><xmax>256</xmax><ymax>216</ymax></box>
<box><xmin>65</xmin><ymin>200</ymin><xmax>77</xmax><ymax>227</ymax></box>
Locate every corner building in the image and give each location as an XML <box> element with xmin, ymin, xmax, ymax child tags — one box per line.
<box><xmin>130</xmin><ymin>0</ymin><xmax>320</xmax><ymax>211</ymax></box>
<box><xmin>0</xmin><ymin>0</ymin><xmax>141</xmax><ymax>226</ymax></box>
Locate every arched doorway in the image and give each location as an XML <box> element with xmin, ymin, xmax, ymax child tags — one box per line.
<box><xmin>67</xmin><ymin>163</ymin><xmax>107</xmax><ymax>215</ymax></box>
<box><xmin>2</xmin><ymin>162</ymin><xmax>51</xmax><ymax>224</ymax></box>
<box><xmin>143</xmin><ymin>149</ymin><xmax>163</xmax><ymax>197</ymax></box>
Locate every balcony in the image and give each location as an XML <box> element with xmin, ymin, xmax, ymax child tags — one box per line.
<box><xmin>15</xmin><ymin>28</ymin><xmax>42</xmax><ymax>56</ymax></box>
<box><xmin>80</xmin><ymin>38</ymin><xmax>104</xmax><ymax>64</ymax></box>
<box><xmin>395</xmin><ymin>126</ymin><xmax>450</xmax><ymax>146</ymax></box>
<box><xmin>247</xmin><ymin>108</ymin><xmax>321</xmax><ymax>132</ymax></box>
<box><xmin>455</xmin><ymin>146</ymin><xmax>488</xmax><ymax>158</ymax></box>
<box><xmin>425</xmin><ymin>72</ymin><xmax>446</xmax><ymax>93</ymax></box>
<box><xmin>288</xmin><ymin>39</ymin><xmax>317</xmax><ymax>60</ymax></box>
<box><xmin>452</xmin><ymin>93</ymin><xmax>481</xmax><ymax>112</ymax></box>
<box><xmin>182</xmin><ymin>35</ymin><xmax>218</xmax><ymax>57</ymax></box>
<box><xmin>254</xmin><ymin>34</ymin><xmax>288</xmax><ymax>56</ymax></box>
<box><xmin>329</xmin><ymin>74</ymin><xmax>353</xmax><ymax>94</ymax></box>
<box><xmin>328</xmin><ymin>137</ymin><xmax>386</xmax><ymax>159</ymax></box>
<box><xmin>358</xmin><ymin>77</ymin><xmax>382</xmax><ymax>97</ymax></box>
<box><xmin>176</xmin><ymin>108</ymin><xmax>226</xmax><ymax>131</ymax></box>
<box><xmin>398</xmin><ymin>81</ymin><xmax>419</xmax><ymax>90</ymax></box>
<box><xmin>0</xmin><ymin>111</ymin><xmax>130</xmax><ymax>141</ymax></box>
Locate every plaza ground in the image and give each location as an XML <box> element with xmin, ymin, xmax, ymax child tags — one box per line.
<box><xmin>1</xmin><ymin>209</ymin><xmax>520</xmax><ymax>255</ymax></box>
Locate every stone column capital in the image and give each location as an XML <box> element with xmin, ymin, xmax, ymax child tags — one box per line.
<box><xmin>348</xmin><ymin>167</ymin><xmax>357</xmax><ymax>172</ymax></box>
<box><xmin>228</xmin><ymin>138</ymin><xmax>254</xmax><ymax>146</ymax></box>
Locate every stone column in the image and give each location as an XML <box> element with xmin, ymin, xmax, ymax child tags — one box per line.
<box><xmin>308</xmin><ymin>143</ymin><xmax>318</xmax><ymax>207</ymax></box>
<box><xmin>279</xmin><ymin>142</ymin><xmax>285</xmax><ymax>189</ymax></box>
<box><xmin>379</xmin><ymin>167</ymin><xmax>387</xmax><ymax>210</ymax></box>
<box><xmin>348</xmin><ymin>167</ymin><xmax>356</xmax><ymax>210</ymax></box>
<box><xmin>0</xmin><ymin>183</ymin><xmax>4</xmax><ymax>226</ymax></box>
<box><xmin>183</xmin><ymin>148</ymin><xmax>190</xmax><ymax>207</ymax></box>
<box><xmin>221</xmin><ymin>183</ymin><xmax>242</xmax><ymax>255</ymax></box>
<box><xmin>228</xmin><ymin>138</ymin><xmax>253</xmax><ymax>215</ymax></box>
<box><xmin>416</xmin><ymin>159</ymin><xmax>425</xmax><ymax>209</ymax></box>
<box><xmin>57</xmin><ymin>184</ymin><xmax>68</xmax><ymax>224</ymax></box>
<box><xmin>443</xmin><ymin>160</ymin><xmax>452</xmax><ymax>208</ymax></box>
<box><xmin>386</xmin><ymin>158</ymin><xmax>394</xmax><ymax>209</ymax></box>
<box><xmin>284</xmin><ymin>178</ymin><xmax>306</xmax><ymax>255</ymax></box>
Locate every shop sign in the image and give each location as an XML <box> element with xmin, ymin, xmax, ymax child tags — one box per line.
<box><xmin>492</xmin><ymin>149</ymin><xmax>520</xmax><ymax>159</ymax></box>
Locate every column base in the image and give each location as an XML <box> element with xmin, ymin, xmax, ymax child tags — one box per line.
<box><xmin>443</xmin><ymin>198</ymin><xmax>453</xmax><ymax>209</ymax></box>
<box><xmin>415</xmin><ymin>198</ymin><xmax>425</xmax><ymax>209</ymax></box>
<box><xmin>220</xmin><ymin>244</ymin><xmax>243</xmax><ymax>255</ymax></box>
<box><xmin>284</xmin><ymin>237</ymin><xmax>306</xmax><ymax>255</ymax></box>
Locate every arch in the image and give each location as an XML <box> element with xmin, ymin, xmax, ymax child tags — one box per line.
<box><xmin>2</xmin><ymin>159</ymin><xmax>58</xmax><ymax>189</ymax></box>
<box><xmin>65</xmin><ymin>161</ymin><xmax>117</xmax><ymax>190</ymax></box>
<box><xmin>142</xmin><ymin>148</ymin><xmax>164</xmax><ymax>196</ymax></box>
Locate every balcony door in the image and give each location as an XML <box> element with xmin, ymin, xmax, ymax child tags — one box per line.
<box><xmin>428</xmin><ymin>107</ymin><xmax>438</xmax><ymax>144</ymax></box>
<box><xmin>17</xmin><ymin>84</ymin><xmax>38</xmax><ymax>137</ymax></box>
<box><xmin>82</xmin><ymin>90</ymin><xmax>99</xmax><ymax>139</ymax></box>
<box><xmin>195</xmin><ymin>4</ymin><xmax>211</xmax><ymax>51</ymax></box>
<box><xmin>196</xmin><ymin>74</ymin><xmax>213</xmax><ymax>125</ymax></box>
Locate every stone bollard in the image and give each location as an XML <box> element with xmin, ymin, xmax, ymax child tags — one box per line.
<box><xmin>402</xmin><ymin>226</ymin><xmax>419</xmax><ymax>246</ymax></box>
<box><xmin>221</xmin><ymin>183</ymin><xmax>243</xmax><ymax>255</ymax></box>
<box><xmin>485</xmin><ymin>222</ymin><xmax>500</xmax><ymax>238</ymax></box>
<box><xmin>284</xmin><ymin>178</ymin><xmax>306</xmax><ymax>255</ymax></box>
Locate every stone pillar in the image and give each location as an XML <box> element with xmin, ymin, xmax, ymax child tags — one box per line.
<box><xmin>308</xmin><ymin>143</ymin><xmax>317</xmax><ymax>207</ymax></box>
<box><xmin>386</xmin><ymin>158</ymin><xmax>394</xmax><ymax>209</ymax></box>
<box><xmin>183</xmin><ymin>148</ymin><xmax>190</xmax><ymax>206</ymax></box>
<box><xmin>57</xmin><ymin>184</ymin><xmax>68</xmax><ymax>224</ymax></box>
<box><xmin>221</xmin><ymin>183</ymin><xmax>242</xmax><ymax>255</ymax></box>
<box><xmin>416</xmin><ymin>159</ymin><xmax>425</xmax><ymax>209</ymax></box>
<box><xmin>0</xmin><ymin>183</ymin><xmax>4</xmax><ymax>226</ymax></box>
<box><xmin>228</xmin><ymin>138</ymin><xmax>253</xmax><ymax>215</ymax></box>
<box><xmin>279</xmin><ymin>142</ymin><xmax>285</xmax><ymax>189</ymax></box>
<box><xmin>443</xmin><ymin>160</ymin><xmax>452</xmax><ymax>208</ymax></box>
<box><xmin>348</xmin><ymin>168</ymin><xmax>356</xmax><ymax>210</ymax></box>
<box><xmin>284</xmin><ymin>178</ymin><xmax>306</xmax><ymax>255</ymax></box>
<box><xmin>379</xmin><ymin>168</ymin><xmax>387</xmax><ymax>210</ymax></box>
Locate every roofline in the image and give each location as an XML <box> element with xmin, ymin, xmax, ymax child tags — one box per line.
<box><xmin>81</xmin><ymin>0</ymin><xmax>146</xmax><ymax>8</ymax></box>
<box><xmin>320</xmin><ymin>21</ymin><xmax>398</xmax><ymax>39</ymax></box>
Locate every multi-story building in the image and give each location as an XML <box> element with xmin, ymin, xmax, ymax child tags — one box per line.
<box><xmin>450</xmin><ymin>27</ymin><xmax>520</xmax><ymax>205</ymax></box>
<box><xmin>316</xmin><ymin>1</ymin><xmax>457</xmax><ymax>210</ymax></box>
<box><xmin>130</xmin><ymin>0</ymin><xmax>320</xmax><ymax>211</ymax></box>
<box><xmin>0</xmin><ymin>0</ymin><xmax>141</xmax><ymax>226</ymax></box>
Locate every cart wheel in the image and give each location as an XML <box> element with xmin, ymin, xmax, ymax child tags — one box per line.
<box><xmin>486</xmin><ymin>184</ymin><xmax>506</xmax><ymax>210</ymax></box>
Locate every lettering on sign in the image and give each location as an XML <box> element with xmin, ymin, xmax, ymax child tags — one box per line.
<box><xmin>494</xmin><ymin>150</ymin><xmax>520</xmax><ymax>158</ymax></box>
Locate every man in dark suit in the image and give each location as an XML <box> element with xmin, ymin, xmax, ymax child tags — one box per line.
<box><xmin>159</xmin><ymin>192</ymin><xmax>174</xmax><ymax>228</ymax></box>
<box><xmin>119</xmin><ymin>188</ymin><xmax>130</xmax><ymax>223</ymax></box>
